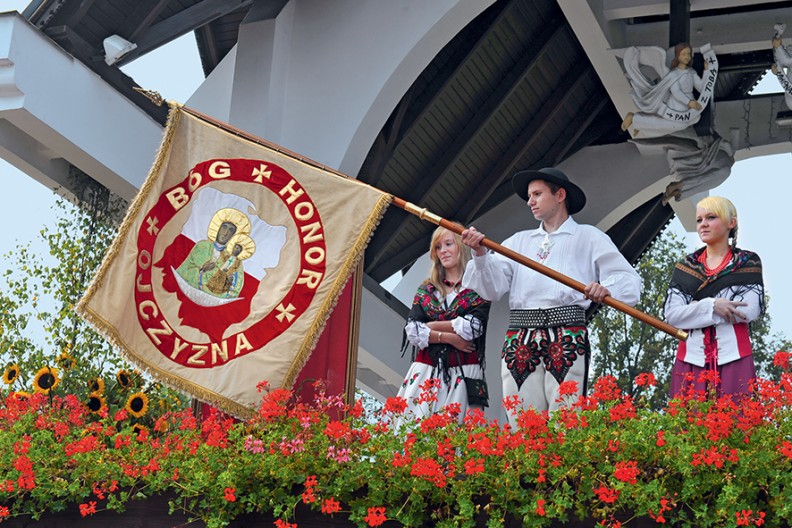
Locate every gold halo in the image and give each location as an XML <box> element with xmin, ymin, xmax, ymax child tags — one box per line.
<box><xmin>226</xmin><ymin>234</ymin><xmax>256</xmax><ymax>261</ymax></box>
<box><xmin>206</xmin><ymin>208</ymin><xmax>251</xmax><ymax>243</ymax></box>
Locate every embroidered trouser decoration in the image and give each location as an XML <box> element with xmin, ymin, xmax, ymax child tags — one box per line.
<box><xmin>502</xmin><ymin>325</ymin><xmax>590</xmax><ymax>388</ymax></box>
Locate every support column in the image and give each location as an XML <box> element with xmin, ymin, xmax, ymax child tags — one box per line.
<box><xmin>669</xmin><ymin>0</ymin><xmax>714</xmax><ymax>136</ymax></box>
<box><xmin>668</xmin><ymin>0</ymin><xmax>689</xmax><ymax>47</ymax></box>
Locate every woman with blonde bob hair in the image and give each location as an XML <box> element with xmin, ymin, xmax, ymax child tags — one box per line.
<box><xmin>664</xmin><ymin>196</ymin><xmax>764</xmax><ymax>399</ymax></box>
<box><xmin>398</xmin><ymin>226</ymin><xmax>490</xmax><ymax>421</ymax></box>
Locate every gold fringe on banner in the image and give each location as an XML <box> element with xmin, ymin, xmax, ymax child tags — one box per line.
<box><xmin>283</xmin><ymin>192</ymin><xmax>391</xmax><ymax>387</ymax></box>
<box><xmin>76</xmin><ymin>102</ymin><xmax>393</xmax><ymax>418</ymax></box>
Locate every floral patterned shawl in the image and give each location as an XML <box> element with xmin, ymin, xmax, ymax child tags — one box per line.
<box><xmin>401</xmin><ymin>281</ymin><xmax>490</xmax><ymax>383</ymax></box>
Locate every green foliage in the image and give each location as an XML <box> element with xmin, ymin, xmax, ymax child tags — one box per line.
<box><xmin>3</xmin><ymin>373</ymin><xmax>792</xmax><ymax>527</ymax></box>
<box><xmin>589</xmin><ymin>230</ymin><xmax>687</xmax><ymax>409</ymax></box>
<box><xmin>355</xmin><ymin>388</ymin><xmax>384</xmax><ymax>424</ymax></box>
<box><xmin>590</xmin><ymin>229</ymin><xmax>791</xmax><ymax>411</ymax></box>
<box><xmin>746</xmin><ymin>308</ymin><xmax>792</xmax><ymax>381</ymax></box>
<box><xmin>2</xmin><ymin>185</ymin><xmax>791</xmax><ymax>527</ymax></box>
<box><xmin>0</xmin><ymin>190</ymin><xmax>118</xmax><ymax>393</ymax></box>
<box><xmin>0</xmin><ymin>185</ymin><xmax>187</xmax><ymax>422</ymax></box>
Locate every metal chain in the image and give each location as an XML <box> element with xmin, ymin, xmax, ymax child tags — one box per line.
<box><xmin>742</xmin><ymin>97</ymin><xmax>752</xmax><ymax>149</ymax></box>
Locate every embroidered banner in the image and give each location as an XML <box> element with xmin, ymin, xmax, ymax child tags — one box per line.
<box><xmin>78</xmin><ymin>104</ymin><xmax>391</xmax><ymax>417</ymax></box>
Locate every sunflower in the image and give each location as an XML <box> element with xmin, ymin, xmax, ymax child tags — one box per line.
<box><xmin>86</xmin><ymin>393</ymin><xmax>105</xmax><ymax>414</ymax></box>
<box><xmin>125</xmin><ymin>392</ymin><xmax>149</xmax><ymax>418</ymax></box>
<box><xmin>32</xmin><ymin>366</ymin><xmax>60</xmax><ymax>394</ymax></box>
<box><xmin>56</xmin><ymin>352</ymin><xmax>76</xmax><ymax>370</ymax></box>
<box><xmin>88</xmin><ymin>377</ymin><xmax>105</xmax><ymax>394</ymax></box>
<box><xmin>10</xmin><ymin>391</ymin><xmax>30</xmax><ymax>400</ymax></box>
<box><xmin>2</xmin><ymin>364</ymin><xmax>20</xmax><ymax>385</ymax></box>
<box><xmin>116</xmin><ymin>369</ymin><xmax>133</xmax><ymax>389</ymax></box>
<box><xmin>131</xmin><ymin>423</ymin><xmax>149</xmax><ymax>437</ymax></box>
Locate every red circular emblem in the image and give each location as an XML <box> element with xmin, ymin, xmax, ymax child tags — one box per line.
<box><xmin>135</xmin><ymin>159</ymin><xmax>326</xmax><ymax>368</ymax></box>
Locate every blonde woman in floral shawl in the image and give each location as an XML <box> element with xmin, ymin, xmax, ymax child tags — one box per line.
<box><xmin>399</xmin><ymin>226</ymin><xmax>490</xmax><ymax>422</ymax></box>
<box><xmin>664</xmin><ymin>196</ymin><xmax>764</xmax><ymax>399</ymax></box>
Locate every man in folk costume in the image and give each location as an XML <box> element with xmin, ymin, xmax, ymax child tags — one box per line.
<box><xmin>461</xmin><ymin>167</ymin><xmax>642</xmax><ymax>421</ymax></box>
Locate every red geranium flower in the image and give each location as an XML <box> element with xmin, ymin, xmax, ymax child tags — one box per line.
<box><xmin>464</xmin><ymin>458</ymin><xmax>484</xmax><ymax>475</ymax></box>
<box><xmin>383</xmin><ymin>396</ymin><xmax>408</xmax><ymax>415</ymax></box>
<box><xmin>613</xmin><ymin>460</ymin><xmax>640</xmax><ymax>485</ymax></box>
<box><xmin>558</xmin><ymin>380</ymin><xmax>579</xmax><ymax>396</ymax></box>
<box><xmin>224</xmin><ymin>487</ymin><xmax>236</xmax><ymax>502</ymax></box>
<box><xmin>321</xmin><ymin>497</ymin><xmax>341</xmax><ymax>515</ymax></box>
<box><xmin>79</xmin><ymin>501</ymin><xmax>97</xmax><ymax>517</ymax></box>
<box><xmin>364</xmin><ymin>506</ymin><xmax>387</xmax><ymax>527</ymax></box>
<box><xmin>773</xmin><ymin>351</ymin><xmax>791</xmax><ymax>370</ymax></box>
<box><xmin>410</xmin><ymin>457</ymin><xmax>447</xmax><ymax>488</ymax></box>
<box><xmin>591</xmin><ymin>376</ymin><xmax>621</xmax><ymax>402</ymax></box>
<box><xmin>736</xmin><ymin>509</ymin><xmax>766</xmax><ymax>527</ymax></box>
<box><xmin>324</xmin><ymin>421</ymin><xmax>350</xmax><ymax>440</ymax></box>
<box><xmin>635</xmin><ymin>372</ymin><xmax>656</xmax><ymax>387</ymax></box>
<box><xmin>778</xmin><ymin>440</ymin><xmax>792</xmax><ymax>459</ymax></box>
<box><xmin>593</xmin><ymin>484</ymin><xmax>619</xmax><ymax>504</ymax></box>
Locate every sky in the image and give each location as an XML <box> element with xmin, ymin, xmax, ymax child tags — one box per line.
<box><xmin>0</xmin><ymin>3</ymin><xmax>204</xmax><ymax>251</ymax></box>
<box><xmin>0</xmin><ymin>2</ymin><xmax>789</xmax><ymax>340</ymax></box>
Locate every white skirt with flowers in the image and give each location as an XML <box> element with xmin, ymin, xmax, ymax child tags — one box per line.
<box><xmin>395</xmin><ymin>360</ymin><xmax>484</xmax><ymax>425</ymax></box>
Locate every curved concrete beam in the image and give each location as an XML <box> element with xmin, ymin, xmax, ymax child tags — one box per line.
<box><xmin>0</xmin><ymin>13</ymin><xmax>163</xmax><ymax>201</ymax></box>
<box><xmin>191</xmin><ymin>0</ymin><xmax>496</xmax><ymax>176</ymax></box>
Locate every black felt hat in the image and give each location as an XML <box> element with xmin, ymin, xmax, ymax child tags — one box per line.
<box><xmin>511</xmin><ymin>167</ymin><xmax>587</xmax><ymax>215</ymax></box>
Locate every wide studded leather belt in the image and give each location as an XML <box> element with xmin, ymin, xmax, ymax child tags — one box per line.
<box><xmin>508</xmin><ymin>306</ymin><xmax>586</xmax><ymax>329</ymax></box>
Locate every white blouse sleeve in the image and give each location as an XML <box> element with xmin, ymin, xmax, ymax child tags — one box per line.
<box><xmin>664</xmin><ymin>282</ymin><xmax>764</xmax><ymax>329</ymax></box>
<box><xmin>451</xmin><ymin>315</ymin><xmax>484</xmax><ymax>341</ymax></box>
<box><xmin>461</xmin><ymin>241</ymin><xmax>516</xmax><ymax>302</ymax></box>
<box><xmin>404</xmin><ymin>320</ymin><xmax>430</xmax><ymax>350</ymax></box>
<box><xmin>727</xmin><ymin>284</ymin><xmax>763</xmax><ymax>324</ymax></box>
<box><xmin>664</xmin><ymin>289</ymin><xmax>719</xmax><ymax>329</ymax></box>
<box><xmin>591</xmin><ymin>230</ymin><xmax>642</xmax><ymax>306</ymax></box>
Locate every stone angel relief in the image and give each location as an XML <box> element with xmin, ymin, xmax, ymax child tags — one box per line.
<box><xmin>621</xmin><ymin>42</ymin><xmax>719</xmax><ymax>138</ymax></box>
<box><xmin>772</xmin><ymin>24</ymin><xmax>792</xmax><ymax>110</ymax></box>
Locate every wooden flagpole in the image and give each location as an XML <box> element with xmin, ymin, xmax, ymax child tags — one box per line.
<box><xmin>176</xmin><ymin>104</ymin><xmax>687</xmax><ymax>341</ymax></box>
<box><xmin>393</xmin><ymin>197</ymin><xmax>688</xmax><ymax>341</ymax></box>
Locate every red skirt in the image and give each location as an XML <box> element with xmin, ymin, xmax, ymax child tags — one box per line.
<box><xmin>669</xmin><ymin>355</ymin><xmax>756</xmax><ymax>400</ymax></box>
